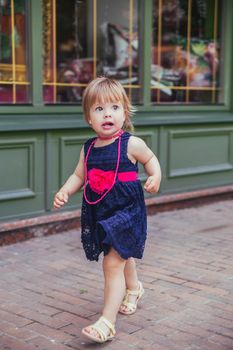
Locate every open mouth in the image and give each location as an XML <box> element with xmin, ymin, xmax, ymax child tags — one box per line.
<box><xmin>102</xmin><ymin>122</ymin><xmax>114</xmax><ymax>127</ymax></box>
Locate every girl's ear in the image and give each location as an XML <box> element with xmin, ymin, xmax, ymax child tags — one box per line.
<box><xmin>88</xmin><ymin>120</ymin><xmax>92</xmax><ymax>125</ymax></box>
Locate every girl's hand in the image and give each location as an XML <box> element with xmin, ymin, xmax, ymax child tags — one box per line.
<box><xmin>53</xmin><ymin>191</ymin><xmax>69</xmax><ymax>209</ymax></box>
<box><xmin>144</xmin><ymin>175</ymin><xmax>160</xmax><ymax>194</ymax></box>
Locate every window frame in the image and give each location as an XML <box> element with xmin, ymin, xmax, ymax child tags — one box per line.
<box><xmin>0</xmin><ymin>0</ymin><xmax>232</xmax><ymax>116</ymax></box>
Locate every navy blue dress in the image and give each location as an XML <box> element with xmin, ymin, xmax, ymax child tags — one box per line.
<box><xmin>81</xmin><ymin>132</ymin><xmax>147</xmax><ymax>261</ymax></box>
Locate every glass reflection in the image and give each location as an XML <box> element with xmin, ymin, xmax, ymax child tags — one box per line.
<box><xmin>43</xmin><ymin>0</ymin><xmax>140</xmax><ymax>104</ymax></box>
<box><xmin>151</xmin><ymin>0</ymin><xmax>224</xmax><ymax>104</ymax></box>
<box><xmin>0</xmin><ymin>0</ymin><xmax>30</xmax><ymax>104</ymax></box>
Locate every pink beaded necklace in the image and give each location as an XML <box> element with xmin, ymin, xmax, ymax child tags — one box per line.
<box><xmin>83</xmin><ymin>130</ymin><xmax>124</xmax><ymax>205</ymax></box>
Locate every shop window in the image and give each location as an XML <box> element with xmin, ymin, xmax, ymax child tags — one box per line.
<box><xmin>43</xmin><ymin>0</ymin><xmax>140</xmax><ymax>104</ymax></box>
<box><xmin>0</xmin><ymin>0</ymin><xmax>30</xmax><ymax>104</ymax></box>
<box><xmin>42</xmin><ymin>0</ymin><xmax>224</xmax><ymax>106</ymax></box>
<box><xmin>151</xmin><ymin>0</ymin><xmax>224</xmax><ymax>104</ymax></box>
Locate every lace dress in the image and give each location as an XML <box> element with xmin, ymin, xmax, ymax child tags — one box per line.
<box><xmin>81</xmin><ymin>131</ymin><xmax>147</xmax><ymax>261</ymax></box>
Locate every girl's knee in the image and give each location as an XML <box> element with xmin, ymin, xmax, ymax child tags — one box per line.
<box><xmin>103</xmin><ymin>248</ymin><xmax>126</xmax><ymax>271</ymax></box>
<box><xmin>126</xmin><ymin>257</ymin><xmax>136</xmax><ymax>266</ymax></box>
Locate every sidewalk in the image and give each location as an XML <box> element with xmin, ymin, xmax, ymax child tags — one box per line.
<box><xmin>0</xmin><ymin>200</ymin><xmax>233</xmax><ymax>350</ymax></box>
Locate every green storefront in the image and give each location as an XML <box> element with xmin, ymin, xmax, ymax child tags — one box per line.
<box><xmin>0</xmin><ymin>0</ymin><xmax>233</xmax><ymax>222</ymax></box>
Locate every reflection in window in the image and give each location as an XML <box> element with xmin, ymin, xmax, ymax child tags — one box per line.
<box><xmin>151</xmin><ymin>0</ymin><xmax>224</xmax><ymax>104</ymax></box>
<box><xmin>43</xmin><ymin>0</ymin><xmax>141</xmax><ymax>104</ymax></box>
<box><xmin>0</xmin><ymin>0</ymin><xmax>30</xmax><ymax>104</ymax></box>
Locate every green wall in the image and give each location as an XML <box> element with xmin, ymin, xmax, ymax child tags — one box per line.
<box><xmin>0</xmin><ymin>119</ymin><xmax>233</xmax><ymax>221</ymax></box>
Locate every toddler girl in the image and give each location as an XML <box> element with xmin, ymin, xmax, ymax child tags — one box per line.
<box><xmin>54</xmin><ymin>77</ymin><xmax>161</xmax><ymax>343</ymax></box>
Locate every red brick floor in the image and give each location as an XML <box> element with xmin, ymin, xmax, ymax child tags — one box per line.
<box><xmin>0</xmin><ymin>200</ymin><xmax>233</xmax><ymax>350</ymax></box>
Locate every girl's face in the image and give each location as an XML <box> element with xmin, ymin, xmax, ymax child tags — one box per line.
<box><xmin>88</xmin><ymin>101</ymin><xmax>126</xmax><ymax>137</ymax></box>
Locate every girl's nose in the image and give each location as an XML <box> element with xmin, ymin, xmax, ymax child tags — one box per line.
<box><xmin>104</xmin><ymin>109</ymin><xmax>111</xmax><ymax>118</ymax></box>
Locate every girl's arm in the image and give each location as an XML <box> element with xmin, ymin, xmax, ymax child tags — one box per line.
<box><xmin>53</xmin><ymin>146</ymin><xmax>85</xmax><ymax>208</ymax></box>
<box><xmin>128</xmin><ymin>136</ymin><xmax>162</xmax><ymax>194</ymax></box>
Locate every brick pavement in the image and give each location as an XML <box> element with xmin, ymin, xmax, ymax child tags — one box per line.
<box><xmin>0</xmin><ymin>200</ymin><xmax>233</xmax><ymax>350</ymax></box>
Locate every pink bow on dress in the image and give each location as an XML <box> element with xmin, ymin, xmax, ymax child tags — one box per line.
<box><xmin>88</xmin><ymin>168</ymin><xmax>115</xmax><ymax>194</ymax></box>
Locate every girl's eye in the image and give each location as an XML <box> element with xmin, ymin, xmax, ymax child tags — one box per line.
<box><xmin>112</xmin><ymin>105</ymin><xmax>119</xmax><ymax>110</ymax></box>
<box><xmin>95</xmin><ymin>106</ymin><xmax>103</xmax><ymax>112</ymax></box>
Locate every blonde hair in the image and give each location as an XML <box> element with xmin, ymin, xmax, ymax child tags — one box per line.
<box><xmin>82</xmin><ymin>77</ymin><xmax>135</xmax><ymax>131</ymax></box>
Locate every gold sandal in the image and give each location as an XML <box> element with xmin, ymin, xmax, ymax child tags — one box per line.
<box><xmin>81</xmin><ymin>316</ymin><xmax>116</xmax><ymax>343</ymax></box>
<box><xmin>119</xmin><ymin>281</ymin><xmax>144</xmax><ymax>315</ymax></box>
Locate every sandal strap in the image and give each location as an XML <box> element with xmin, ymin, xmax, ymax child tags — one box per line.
<box><xmin>125</xmin><ymin>281</ymin><xmax>143</xmax><ymax>297</ymax></box>
<box><xmin>90</xmin><ymin>316</ymin><xmax>116</xmax><ymax>341</ymax></box>
<box><xmin>119</xmin><ymin>281</ymin><xmax>144</xmax><ymax>315</ymax></box>
<box><xmin>121</xmin><ymin>300</ymin><xmax>136</xmax><ymax>312</ymax></box>
<box><xmin>91</xmin><ymin>324</ymin><xmax>106</xmax><ymax>341</ymax></box>
<box><xmin>98</xmin><ymin>316</ymin><xmax>116</xmax><ymax>336</ymax></box>
<box><xmin>126</xmin><ymin>289</ymin><xmax>140</xmax><ymax>296</ymax></box>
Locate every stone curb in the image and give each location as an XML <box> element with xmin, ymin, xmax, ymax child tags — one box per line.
<box><xmin>0</xmin><ymin>185</ymin><xmax>233</xmax><ymax>246</ymax></box>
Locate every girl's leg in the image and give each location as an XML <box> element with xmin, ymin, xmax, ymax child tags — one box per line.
<box><xmin>83</xmin><ymin>248</ymin><xmax>126</xmax><ymax>339</ymax></box>
<box><xmin>102</xmin><ymin>248</ymin><xmax>127</xmax><ymax>322</ymax></box>
<box><xmin>124</xmin><ymin>257</ymin><xmax>139</xmax><ymax>290</ymax></box>
<box><xmin>119</xmin><ymin>257</ymin><xmax>141</xmax><ymax>313</ymax></box>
